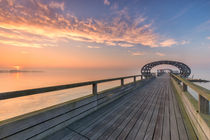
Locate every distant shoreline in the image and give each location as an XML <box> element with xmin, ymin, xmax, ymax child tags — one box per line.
<box><xmin>0</xmin><ymin>70</ymin><xmax>43</xmax><ymax>73</ymax></box>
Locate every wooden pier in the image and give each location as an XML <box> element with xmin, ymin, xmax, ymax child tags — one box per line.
<box><xmin>44</xmin><ymin>74</ymin><xmax>196</xmax><ymax>140</ymax></box>
<box><xmin>0</xmin><ymin>74</ymin><xmax>209</xmax><ymax>140</ymax></box>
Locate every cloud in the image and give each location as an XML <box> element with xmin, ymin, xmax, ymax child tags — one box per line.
<box><xmin>105</xmin><ymin>41</ymin><xmax>116</xmax><ymax>46</ymax></box>
<box><xmin>49</xmin><ymin>1</ymin><xmax>64</xmax><ymax>11</ymax></box>
<box><xmin>155</xmin><ymin>52</ymin><xmax>165</xmax><ymax>56</ymax></box>
<box><xmin>206</xmin><ymin>36</ymin><xmax>210</xmax><ymax>40</ymax></box>
<box><xmin>104</xmin><ymin>0</ymin><xmax>110</xmax><ymax>5</ymax></box>
<box><xmin>0</xmin><ymin>0</ymin><xmax>175</xmax><ymax>49</ymax></box>
<box><xmin>160</xmin><ymin>39</ymin><xmax>177</xmax><ymax>47</ymax></box>
<box><xmin>87</xmin><ymin>46</ymin><xmax>101</xmax><ymax>49</ymax></box>
<box><xmin>180</xmin><ymin>40</ymin><xmax>190</xmax><ymax>45</ymax></box>
<box><xmin>118</xmin><ymin>43</ymin><xmax>134</xmax><ymax>48</ymax></box>
<box><xmin>129</xmin><ymin>51</ymin><xmax>144</xmax><ymax>56</ymax></box>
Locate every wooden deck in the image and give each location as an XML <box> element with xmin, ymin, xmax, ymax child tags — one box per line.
<box><xmin>44</xmin><ymin>74</ymin><xmax>195</xmax><ymax>140</ymax></box>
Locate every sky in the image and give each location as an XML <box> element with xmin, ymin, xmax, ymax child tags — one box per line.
<box><xmin>0</xmin><ymin>0</ymin><xmax>210</xmax><ymax>71</ymax></box>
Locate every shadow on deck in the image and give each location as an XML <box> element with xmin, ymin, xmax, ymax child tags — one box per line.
<box><xmin>44</xmin><ymin>74</ymin><xmax>196</xmax><ymax>140</ymax></box>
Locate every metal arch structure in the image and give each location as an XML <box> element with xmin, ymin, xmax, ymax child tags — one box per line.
<box><xmin>141</xmin><ymin>60</ymin><xmax>191</xmax><ymax>78</ymax></box>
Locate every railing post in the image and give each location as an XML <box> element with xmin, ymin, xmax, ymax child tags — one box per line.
<box><xmin>199</xmin><ymin>95</ymin><xmax>209</xmax><ymax>114</ymax></box>
<box><xmin>121</xmin><ymin>78</ymin><xmax>124</xmax><ymax>86</ymax></box>
<box><xmin>134</xmin><ymin>76</ymin><xmax>136</xmax><ymax>83</ymax></box>
<box><xmin>140</xmin><ymin>75</ymin><xmax>143</xmax><ymax>80</ymax></box>
<box><xmin>92</xmin><ymin>83</ymin><xmax>97</xmax><ymax>95</ymax></box>
<box><xmin>182</xmin><ymin>83</ymin><xmax>188</xmax><ymax>92</ymax></box>
<box><xmin>177</xmin><ymin>80</ymin><xmax>181</xmax><ymax>85</ymax></box>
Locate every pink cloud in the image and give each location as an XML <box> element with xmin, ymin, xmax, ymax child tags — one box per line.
<box><xmin>0</xmin><ymin>0</ymin><xmax>176</xmax><ymax>49</ymax></box>
<box><xmin>87</xmin><ymin>46</ymin><xmax>101</xmax><ymax>49</ymax></box>
<box><xmin>104</xmin><ymin>0</ymin><xmax>110</xmax><ymax>5</ymax></box>
<box><xmin>129</xmin><ymin>51</ymin><xmax>145</xmax><ymax>56</ymax></box>
<box><xmin>155</xmin><ymin>52</ymin><xmax>165</xmax><ymax>56</ymax></box>
<box><xmin>118</xmin><ymin>43</ymin><xmax>134</xmax><ymax>48</ymax></box>
<box><xmin>49</xmin><ymin>1</ymin><xmax>64</xmax><ymax>11</ymax></box>
<box><xmin>160</xmin><ymin>39</ymin><xmax>177</xmax><ymax>47</ymax></box>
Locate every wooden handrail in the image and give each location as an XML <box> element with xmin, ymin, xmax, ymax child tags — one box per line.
<box><xmin>0</xmin><ymin>75</ymin><xmax>142</xmax><ymax>100</ymax></box>
<box><xmin>171</xmin><ymin>74</ymin><xmax>210</xmax><ymax>101</ymax></box>
<box><xmin>171</xmin><ymin>73</ymin><xmax>210</xmax><ymax>114</ymax></box>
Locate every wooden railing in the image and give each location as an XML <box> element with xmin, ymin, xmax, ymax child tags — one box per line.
<box><xmin>0</xmin><ymin>74</ymin><xmax>152</xmax><ymax>140</ymax></box>
<box><xmin>0</xmin><ymin>75</ymin><xmax>143</xmax><ymax>100</ymax></box>
<box><xmin>171</xmin><ymin>74</ymin><xmax>210</xmax><ymax>114</ymax></box>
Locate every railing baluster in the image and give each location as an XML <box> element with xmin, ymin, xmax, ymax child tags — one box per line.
<box><xmin>182</xmin><ymin>83</ymin><xmax>188</xmax><ymax>92</ymax></box>
<box><xmin>134</xmin><ymin>76</ymin><xmax>136</xmax><ymax>83</ymax></box>
<box><xmin>121</xmin><ymin>78</ymin><xmax>124</xmax><ymax>86</ymax></box>
<box><xmin>199</xmin><ymin>95</ymin><xmax>209</xmax><ymax>114</ymax></box>
<box><xmin>92</xmin><ymin>83</ymin><xmax>97</xmax><ymax>95</ymax></box>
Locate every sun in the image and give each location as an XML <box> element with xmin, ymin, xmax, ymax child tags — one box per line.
<box><xmin>13</xmin><ymin>65</ymin><xmax>21</xmax><ymax>70</ymax></box>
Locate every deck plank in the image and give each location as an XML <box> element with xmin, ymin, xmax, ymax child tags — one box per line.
<box><xmin>169</xmin><ymin>81</ymin><xmax>180</xmax><ymax>140</ymax></box>
<box><xmin>162</xmin><ymin>85</ymin><xmax>170</xmax><ymax>140</ymax></box>
<box><xmin>96</xmin><ymin>87</ymin><xmax>154</xmax><ymax>140</ymax></box>
<box><xmin>66</xmin><ymin>85</ymin><xmax>141</xmax><ymax>139</ymax></box>
<box><xmin>43</xmin><ymin>74</ymin><xmax>195</xmax><ymax>140</ymax></box>
<box><xmin>85</xmin><ymin>85</ymin><xmax>155</xmax><ymax>139</ymax></box>
<box><xmin>152</xmin><ymin>87</ymin><xmax>166</xmax><ymax>140</ymax></box>
<box><xmin>135</xmin><ymin>87</ymin><xmax>163</xmax><ymax>140</ymax></box>
<box><xmin>112</xmin><ymin>86</ymin><xmax>159</xmax><ymax>139</ymax></box>
<box><xmin>170</xmin><ymin>84</ymin><xmax>188</xmax><ymax>140</ymax></box>
<box><xmin>125</xmin><ymin>86</ymin><xmax>161</xmax><ymax>140</ymax></box>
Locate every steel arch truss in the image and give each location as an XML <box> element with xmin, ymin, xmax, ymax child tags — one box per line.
<box><xmin>141</xmin><ymin>60</ymin><xmax>191</xmax><ymax>78</ymax></box>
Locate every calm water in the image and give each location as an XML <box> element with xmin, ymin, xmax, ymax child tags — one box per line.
<box><xmin>188</xmin><ymin>71</ymin><xmax>210</xmax><ymax>99</ymax></box>
<box><xmin>0</xmin><ymin>68</ymin><xmax>138</xmax><ymax>121</ymax></box>
<box><xmin>0</xmin><ymin>68</ymin><xmax>209</xmax><ymax>121</ymax></box>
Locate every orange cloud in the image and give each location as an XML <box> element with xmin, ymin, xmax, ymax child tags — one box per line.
<box><xmin>0</xmin><ymin>0</ymin><xmax>176</xmax><ymax>50</ymax></box>
<box><xmin>160</xmin><ymin>39</ymin><xmax>177</xmax><ymax>47</ymax></box>
<box><xmin>87</xmin><ymin>46</ymin><xmax>101</xmax><ymax>49</ymax></box>
<box><xmin>128</xmin><ymin>51</ymin><xmax>145</xmax><ymax>56</ymax></box>
<box><xmin>118</xmin><ymin>43</ymin><xmax>134</xmax><ymax>48</ymax></box>
<box><xmin>155</xmin><ymin>52</ymin><xmax>165</xmax><ymax>56</ymax></box>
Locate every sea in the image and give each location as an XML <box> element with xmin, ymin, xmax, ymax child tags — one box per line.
<box><xmin>0</xmin><ymin>68</ymin><xmax>209</xmax><ymax>121</ymax></box>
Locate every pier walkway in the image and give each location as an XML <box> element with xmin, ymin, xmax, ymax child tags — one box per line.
<box><xmin>45</xmin><ymin>74</ymin><xmax>194</xmax><ymax>140</ymax></box>
<box><xmin>1</xmin><ymin>60</ymin><xmax>209</xmax><ymax>140</ymax></box>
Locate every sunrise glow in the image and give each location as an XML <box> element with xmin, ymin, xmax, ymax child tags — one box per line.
<box><xmin>0</xmin><ymin>0</ymin><xmax>209</xmax><ymax>70</ymax></box>
<box><xmin>13</xmin><ymin>66</ymin><xmax>20</xmax><ymax>70</ymax></box>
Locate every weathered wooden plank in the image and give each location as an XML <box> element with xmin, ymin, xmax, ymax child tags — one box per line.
<box><xmin>0</xmin><ymin>95</ymin><xmax>98</xmax><ymax>140</ymax></box>
<box><xmin>170</xmin><ymin>85</ymin><xmax>188</xmax><ymax>140</ymax></box>
<box><xmin>84</xmin><ymin>93</ymin><xmax>142</xmax><ymax>138</ymax></box>
<box><xmin>162</xmin><ymin>86</ymin><xmax>170</xmax><ymax>140</ymax></box>
<box><xmin>61</xmin><ymin>129</ymin><xmax>88</xmax><ymax>140</ymax></box>
<box><xmin>153</xmin><ymin>87</ymin><xmax>166</xmax><ymax>140</ymax></box>
<box><xmin>41</xmin><ymin>82</ymin><xmax>141</xmax><ymax>139</ymax></box>
<box><xmin>136</xmin><ymin>87</ymin><xmax>163</xmax><ymax>140</ymax></box>
<box><xmin>82</xmin><ymin>82</ymin><xmax>155</xmax><ymax>139</ymax></box>
<box><xmin>68</xmin><ymin>85</ymin><xmax>145</xmax><ymax>139</ymax></box>
<box><xmin>169</xmin><ymin>82</ymin><xmax>180</xmax><ymax>140</ymax></box>
<box><xmin>115</xmin><ymin>86</ymin><xmax>159</xmax><ymax>140</ymax></box>
<box><xmin>90</xmin><ymin>97</ymin><xmax>143</xmax><ymax>139</ymax></box>
<box><xmin>98</xmin><ymin>85</ymin><xmax>156</xmax><ymax>139</ymax></box>
<box><xmin>143</xmin><ymin>83</ymin><xmax>166</xmax><ymax>140</ymax></box>
<box><xmin>65</xmin><ymin>89</ymin><xmax>137</xmax><ymax>139</ymax></box>
<box><xmin>171</xmin><ymin>78</ymin><xmax>198</xmax><ymax>140</ymax></box>
<box><xmin>39</xmin><ymin>74</ymin><xmax>194</xmax><ymax>140</ymax></box>
<box><xmin>43</xmin><ymin>128</ymin><xmax>72</xmax><ymax>140</ymax></box>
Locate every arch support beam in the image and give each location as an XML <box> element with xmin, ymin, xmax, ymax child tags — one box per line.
<box><xmin>141</xmin><ymin>60</ymin><xmax>191</xmax><ymax>78</ymax></box>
